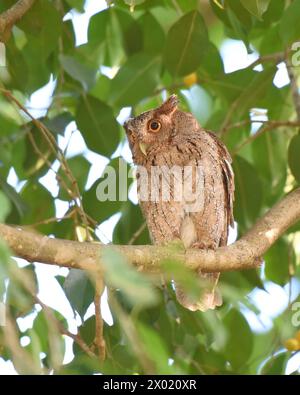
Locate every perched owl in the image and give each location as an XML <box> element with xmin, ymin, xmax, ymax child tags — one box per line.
<box><xmin>124</xmin><ymin>95</ymin><xmax>234</xmax><ymax>311</ymax></box>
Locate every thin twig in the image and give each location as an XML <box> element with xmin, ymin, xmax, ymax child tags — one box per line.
<box><xmin>34</xmin><ymin>295</ymin><xmax>97</xmax><ymax>359</ymax></box>
<box><xmin>220</xmin><ymin>99</ymin><xmax>240</xmax><ymax>136</ymax></box>
<box><xmin>231</xmin><ymin>120</ymin><xmax>300</xmax><ymax>155</ymax></box>
<box><xmin>248</xmin><ymin>52</ymin><xmax>285</xmax><ymax>69</ymax></box>
<box><xmin>59</xmin><ymin>326</ymin><xmax>97</xmax><ymax>359</ymax></box>
<box><xmin>20</xmin><ymin>212</ymin><xmax>75</xmax><ymax>228</ymax></box>
<box><xmin>128</xmin><ymin>222</ymin><xmax>147</xmax><ymax>245</ymax></box>
<box><xmin>93</xmin><ymin>275</ymin><xmax>106</xmax><ymax>361</ymax></box>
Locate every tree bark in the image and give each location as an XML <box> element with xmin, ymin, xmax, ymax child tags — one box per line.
<box><xmin>0</xmin><ymin>187</ymin><xmax>299</xmax><ymax>274</ymax></box>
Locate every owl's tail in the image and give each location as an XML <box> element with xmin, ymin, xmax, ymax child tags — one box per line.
<box><xmin>175</xmin><ymin>272</ymin><xmax>222</xmax><ymax>312</ymax></box>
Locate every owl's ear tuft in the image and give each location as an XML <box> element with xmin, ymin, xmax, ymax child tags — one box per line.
<box><xmin>157</xmin><ymin>94</ymin><xmax>178</xmax><ymax>115</ymax></box>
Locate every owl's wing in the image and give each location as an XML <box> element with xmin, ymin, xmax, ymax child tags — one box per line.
<box><xmin>207</xmin><ymin>131</ymin><xmax>234</xmax><ymax>225</ymax></box>
<box><xmin>181</xmin><ymin>130</ymin><xmax>234</xmax><ymax>249</ymax></box>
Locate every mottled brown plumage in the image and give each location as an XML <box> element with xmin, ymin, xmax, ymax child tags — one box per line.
<box><xmin>124</xmin><ymin>95</ymin><xmax>234</xmax><ymax>311</ymax></box>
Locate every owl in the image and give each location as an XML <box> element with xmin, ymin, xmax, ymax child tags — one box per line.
<box><xmin>124</xmin><ymin>95</ymin><xmax>234</xmax><ymax>311</ymax></box>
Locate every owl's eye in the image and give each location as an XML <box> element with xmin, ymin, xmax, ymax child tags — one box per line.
<box><xmin>148</xmin><ymin>120</ymin><xmax>161</xmax><ymax>133</ymax></box>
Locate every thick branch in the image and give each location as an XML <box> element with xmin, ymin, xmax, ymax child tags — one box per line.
<box><xmin>0</xmin><ymin>0</ymin><xmax>36</xmax><ymax>42</ymax></box>
<box><xmin>0</xmin><ymin>188</ymin><xmax>300</xmax><ymax>273</ymax></box>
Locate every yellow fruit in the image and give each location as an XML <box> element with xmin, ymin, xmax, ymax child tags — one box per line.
<box><xmin>296</xmin><ymin>330</ymin><xmax>300</xmax><ymax>342</ymax></box>
<box><xmin>284</xmin><ymin>338</ymin><xmax>300</xmax><ymax>351</ymax></box>
<box><xmin>183</xmin><ymin>73</ymin><xmax>198</xmax><ymax>88</ymax></box>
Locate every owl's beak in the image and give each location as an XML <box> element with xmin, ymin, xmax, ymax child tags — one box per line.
<box><xmin>139</xmin><ymin>142</ymin><xmax>149</xmax><ymax>156</ymax></box>
<box><xmin>124</xmin><ymin>119</ymin><xmax>149</xmax><ymax>155</ymax></box>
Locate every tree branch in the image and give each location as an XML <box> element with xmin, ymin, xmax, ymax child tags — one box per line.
<box><xmin>0</xmin><ymin>187</ymin><xmax>300</xmax><ymax>274</ymax></box>
<box><xmin>231</xmin><ymin>120</ymin><xmax>300</xmax><ymax>155</ymax></box>
<box><xmin>0</xmin><ymin>0</ymin><xmax>36</xmax><ymax>42</ymax></box>
<box><xmin>248</xmin><ymin>52</ymin><xmax>285</xmax><ymax>70</ymax></box>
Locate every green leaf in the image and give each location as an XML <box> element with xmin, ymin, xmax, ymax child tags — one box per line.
<box><xmin>6</xmin><ymin>0</ymin><xmax>62</xmax><ymax>93</ymax></box>
<box><xmin>252</xmin><ymin>126</ymin><xmax>287</xmax><ymax>204</ymax></box>
<box><xmin>209</xmin><ymin>67</ymin><xmax>254</xmax><ymax>104</ymax></box>
<box><xmin>31</xmin><ymin>311</ymin><xmax>50</xmax><ymax>355</ymax></box>
<box><xmin>88</xmin><ymin>9</ymin><xmax>121</xmax><ymax>66</ymax></box>
<box><xmin>233</xmin><ymin>156</ymin><xmax>263</xmax><ymax>230</ymax></box>
<box><xmin>0</xmin><ymin>143</ymin><xmax>12</xmax><ymax>173</ymax></box>
<box><xmin>102</xmin><ymin>248</ymin><xmax>159</xmax><ymax>307</ymax></box>
<box><xmin>44</xmin><ymin>113</ymin><xmax>73</xmax><ymax>135</ymax></box>
<box><xmin>226</xmin><ymin>0</ymin><xmax>253</xmax><ymax>28</ymax></box>
<box><xmin>233</xmin><ymin>67</ymin><xmax>276</xmax><ymax>121</ymax></box>
<box><xmin>288</xmin><ymin>134</ymin><xmax>300</xmax><ymax>184</ymax></box>
<box><xmin>197</xmin><ymin>42</ymin><xmax>224</xmax><ymax>78</ymax></box>
<box><xmin>59</xmin><ymin>54</ymin><xmax>97</xmax><ymax>91</ymax></box>
<box><xmin>175</xmin><ymin>0</ymin><xmax>199</xmax><ymax>12</ymax></box>
<box><xmin>264</xmin><ymin>238</ymin><xmax>291</xmax><ymax>286</ymax></box>
<box><xmin>0</xmin><ymin>114</ymin><xmax>19</xmax><ymax>137</ymax></box>
<box><xmin>221</xmin><ymin>269</ymin><xmax>263</xmax><ymax>303</ymax></box>
<box><xmin>76</xmin><ymin>95</ymin><xmax>120</xmax><ymax>157</ymax></box>
<box><xmin>262</xmin><ymin>0</ymin><xmax>285</xmax><ymax>24</ymax></box>
<box><xmin>138</xmin><ymin>11</ymin><xmax>165</xmax><ymax>55</ymax></box>
<box><xmin>0</xmin><ymin>239</ymin><xmax>12</xmax><ymax>294</ymax></box>
<box><xmin>19</xmin><ymin>182</ymin><xmax>55</xmax><ymax>234</ymax></box>
<box><xmin>113</xmin><ymin>201</ymin><xmax>150</xmax><ymax>245</ymax></box>
<box><xmin>16</xmin><ymin>121</ymin><xmax>56</xmax><ymax>180</ymax></box>
<box><xmin>57</xmin><ymin>155</ymin><xmax>91</xmax><ymax>201</ymax></box>
<box><xmin>164</xmin><ymin>10</ymin><xmax>209</xmax><ymax>77</ymax></box>
<box><xmin>192</xmin><ymin>344</ymin><xmax>227</xmax><ymax>374</ymax></box>
<box><xmin>64</xmin><ymin>269</ymin><xmax>95</xmax><ymax>320</ymax></box>
<box><xmin>0</xmin><ymin>175</ymin><xmax>27</xmax><ymax>219</ymax></box>
<box><xmin>240</xmin><ymin>0</ymin><xmax>271</xmax><ymax>20</ymax></box>
<box><xmin>0</xmin><ymin>191</ymin><xmax>11</xmax><ymax>222</ymax></box>
<box><xmin>6</xmin><ymin>264</ymin><xmax>38</xmax><ymax>318</ymax></box>
<box><xmin>59</xmin><ymin>353</ymin><xmax>101</xmax><ymax>374</ymax></box>
<box><xmin>110</xmin><ymin>53</ymin><xmax>161</xmax><ymax>107</ymax></box>
<box><xmin>259</xmin><ymin>24</ymin><xmax>282</xmax><ymax>56</ymax></box>
<box><xmin>88</xmin><ymin>7</ymin><xmax>142</xmax><ymax>65</ymax></box>
<box><xmin>61</xmin><ymin>19</ymin><xmax>76</xmax><ymax>53</ymax></box>
<box><xmin>66</xmin><ymin>0</ymin><xmax>85</xmax><ymax>12</ymax></box>
<box><xmin>52</xmin><ymin>217</ymin><xmax>75</xmax><ymax>240</ymax></box>
<box><xmin>4</xmin><ymin>34</ymin><xmax>29</xmax><ymax>91</ymax></box>
<box><xmin>89</xmin><ymin>75</ymin><xmax>111</xmax><ymax>102</ymax></box>
<box><xmin>260</xmin><ymin>352</ymin><xmax>289</xmax><ymax>375</ymax></box>
<box><xmin>82</xmin><ymin>157</ymin><xmax>128</xmax><ymax>224</ymax></box>
<box><xmin>280</xmin><ymin>0</ymin><xmax>300</xmax><ymax>45</ymax></box>
<box><xmin>73</xmin><ymin>316</ymin><xmax>96</xmax><ymax>354</ymax></box>
<box><xmin>223</xmin><ymin>309</ymin><xmax>253</xmax><ymax>370</ymax></box>
<box><xmin>124</xmin><ymin>0</ymin><xmax>146</xmax><ymax>8</ymax></box>
<box><xmin>136</xmin><ymin>322</ymin><xmax>174</xmax><ymax>374</ymax></box>
<box><xmin>137</xmin><ymin>299</ymin><xmax>174</xmax><ymax>350</ymax></box>
<box><xmin>161</xmin><ymin>258</ymin><xmax>204</xmax><ymax>301</ymax></box>
<box><xmin>226</xmin><ymin>7</ymin><xmax>251</xmax><ymax>52</ymax></box>
<box><xmin>31</xmin><ymin>309</ymin><xmax>67</xmax><ymax>368</ymax></box>
<box><xmin>17</xmin><ymin>0</ymin><xmax>62</xmax><ymax>60</ymax></box>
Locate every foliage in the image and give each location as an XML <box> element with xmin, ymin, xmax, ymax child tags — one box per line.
<box><xmin>0</xmin><ymin>0</ymin><xmax>300</xmax><ymax>375</ymax></box>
